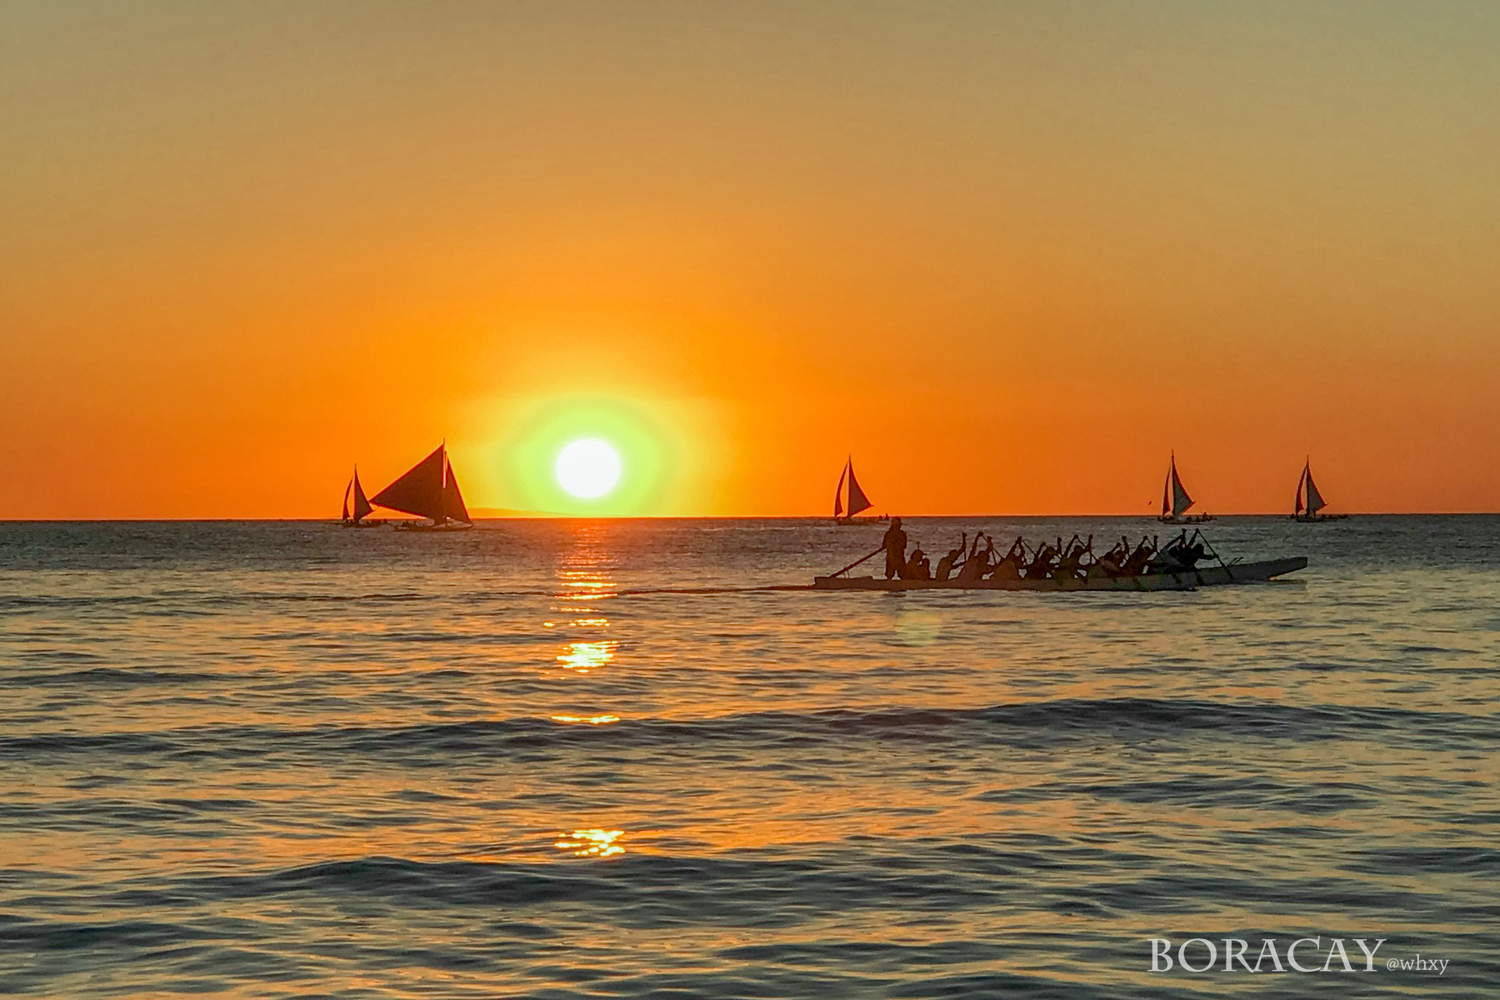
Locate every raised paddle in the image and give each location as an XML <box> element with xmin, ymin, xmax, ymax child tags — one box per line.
<box><xmin>1191</xmin><ymin>528</ymin><xmax>1238</xmax><ymax>581</ymax></box>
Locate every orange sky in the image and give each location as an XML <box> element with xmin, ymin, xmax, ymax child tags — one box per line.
<box><xmin>3</xmin><ymin>2</ymin><xmax>1498</xmax><ymax>517</ymax></box>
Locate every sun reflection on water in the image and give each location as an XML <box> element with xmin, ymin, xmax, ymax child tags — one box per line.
<box><xmin>549</xmin><ymin>714</ymin><xmax>620</xmax><ymax>725</ymax></box>
<box><xmin>556</xmin><ymin>571</ymin><xmax>616</xmax><ymax>602</ymax></box>
<box><xmin>548</xmin><ymin>527</ymin><xmax>620</xmax><ymax>672</ymax></box>
<box><xmin>554</xmin><ymin>828</ymin><xmax>626</xmax><ymax>858</ymax></box>
<box><xmin>555</xmin><ymin>640</ymin><xmax>618</xmax><ymax>673</ymax></box>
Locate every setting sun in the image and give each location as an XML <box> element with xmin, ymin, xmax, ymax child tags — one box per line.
<box><xmin>554</xmin><ymin>439</ymin><xmax>622</xmax><ymax>499</ymax></box>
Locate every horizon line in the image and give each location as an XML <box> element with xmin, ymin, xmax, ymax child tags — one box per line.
<box><xmin>4</xmin><ymin>511</ymin><xmax>1500</xmax><ymax>523</ymax></box>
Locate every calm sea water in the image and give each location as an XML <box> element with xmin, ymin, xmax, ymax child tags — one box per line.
<box><xmin>2</xmin><ymin>517</ymin><xmax>1497</xmax><ymax>998</ymax></box>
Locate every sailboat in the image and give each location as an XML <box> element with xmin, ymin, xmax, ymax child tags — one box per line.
<box><xmin>339</xmin><ymin>467</ymin><xmax>385</xmax><ymax>527</ymax></box>
<box><xmin>1292</xmin><ymin>459</ymin><xmax>1347</xmax><ymax>522</ymax></box>
<box><xmin>370</xmin><ymin>443</ymin><xmax>473</xmax><ymax>531</ymax></box>
<box><xmin>832</xmin><ymin>457</ymin><xmax>886</xmax><ymax>525</ymax></box>
<box><xmin>1158</xmin><ymin>452</ymin><xmax>1214</xmax><ymax>524</ymax></box>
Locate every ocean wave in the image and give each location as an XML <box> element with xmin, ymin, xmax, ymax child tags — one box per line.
<box><xmin>0</xmin><ymin>667</ymin><xmax>222</xmax><ymax>688</ymax></box>
<box><xmin>1346</xmin><ymin>845</ymin><xmax>1500</xmax><ymax>876</ymax></box>
<box><xmin>0</xmin><ymin>590</ymin><xmax>567</xmax><ymax>612</ymax></box>
<box><xmin>0</xmin><ymin>594</ymin><xmax>162</xmax><ymax>610</ymax></box>
<box><xmin>2</xmin><ymin>698</ymin><xmax>1492</xmax><ymax>765</ymax></box>
<box><xmin>52</xmin><ymin>848</ymin><xmax>1470</xmax><ymax>929</ymax></box>
<box><xmin>977</xmin><ymin>774</ymin><xmax>1386</xmax><ymax>815</ymax></box>
<box><xmin>103</xmin><ymin>853</ymin><xmax>1045</xmax><ymax>919</ymax></box>
<box><xmin>0</xmin><ymin>914</ymin><xmax>218</xmax><ymax>951</ymax></box>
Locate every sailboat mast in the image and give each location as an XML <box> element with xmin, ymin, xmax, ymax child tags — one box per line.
<box><xmin>435</xmin><ymin>443</ymin><xmax>448</xmax><ymax>525</ymax></box>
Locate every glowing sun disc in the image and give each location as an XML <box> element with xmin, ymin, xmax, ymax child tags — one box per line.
<box><xmin>555</xmin><ymin>439</ymin><xmax>622</xmax><ymax>499</ymax></box>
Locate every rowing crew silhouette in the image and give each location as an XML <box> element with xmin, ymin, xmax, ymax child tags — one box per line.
<box><xmin>880</xmin><ymin>517</ymin><xmax>1213</xmax><ymax>583</ymax></box>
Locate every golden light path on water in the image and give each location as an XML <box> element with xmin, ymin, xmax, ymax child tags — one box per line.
<box><xmin>554</xmin><ymin>828</ymin><xmax>627</xmax><ymax>858</ymax></box>
<box><xmin>550</xmin><ymin>557</ymin><xmax>619</xmax><ymax>674</ymax></box>
<box><xmin>554</xmin><ymin>641</ymin><xmax>618</xmax><ymax>673</ymax></box>
<box><xmin>550</xmin><ymin>714</ymin><xmax>621</xmax><ymax>725</ymax></box>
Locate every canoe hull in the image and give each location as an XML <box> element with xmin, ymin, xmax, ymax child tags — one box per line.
<box><xmin>812</xmin><ymin>557</ymin><xmax>1307</xmax><ymax>592</ymax></box>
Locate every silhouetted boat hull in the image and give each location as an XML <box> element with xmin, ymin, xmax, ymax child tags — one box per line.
<box><xmin>813</xmin><ymin>557</ymin><xmax>1306</xmax><ymax>591</ymax></box>
<box><xmin>392</xmin><ymin>520</ymin><xmax>472</xmax><ymax>532</ymax></box>
<box><xmin>1158</xmin><ymin>512</ymin><xmax>1216</xmax><ymax>524</ymax></box>
<box><xmin>833</xmin><ymin>515</ymin><xmax>888</xmax><ymax>526</ymax></box>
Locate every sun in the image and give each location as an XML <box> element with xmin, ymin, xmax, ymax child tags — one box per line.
<box><xmin>554</xmin><ymin>439</ymin><xmax>622</xmax><ymax>499</ymax></box>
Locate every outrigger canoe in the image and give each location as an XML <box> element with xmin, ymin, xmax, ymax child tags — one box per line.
<box><xmin>813</xmin><ymin>557</ymin><xmax>1307</xmax><ymax>592</ymax></box>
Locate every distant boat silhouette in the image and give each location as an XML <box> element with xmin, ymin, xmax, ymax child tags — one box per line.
<box><xmin>339</xmin><ymin>467</ymin><xmax>385</xmax><ymax>528</ymax></box>
<box><xmin>832</xmin><ymin>457</ymin><xmax>886</xmax><ymax>525</ymax></box>
<box><xmin>371</xmin><ymin>443</ymin><xmax>472</xmax><ymax>531</ymax></box>
<box><xmin>1292</xmin><ymin>459</ymin><xmax>1347</xmax><ymax>521</ymax></box>
<box><xmin>1158</xmin><ymin>452</ymin><xmax>1213</xmax><ymax>524</ymax></box>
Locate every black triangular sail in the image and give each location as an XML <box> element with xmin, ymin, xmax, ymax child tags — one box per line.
<box><xmin>1164</xmin><ymin>453</ymin><xmax>1194</xmax><ymax>518</ymax></box>
<box><xmin>442</xmin><ymin>455</ymin><xmax>471</xmax><ymax>523</ymax></box>
<box><xmin>1303</xmin><ymin>462</ymin><xmax>1325</xmax><ymax>515</ymax></box>
<box><xmin>371</xmin><ymin>445</ymin><xmax>448</xmax><ymax>522</ymax></box>
<box><xmin>845</xmin><ymin>460</ymin><xmax>872</xmax><ymax>517</ymax></box>
<box><xmin>352</xmin><ymin>469</ymin><xmax>373</xmax><ymax>523</ymax></box>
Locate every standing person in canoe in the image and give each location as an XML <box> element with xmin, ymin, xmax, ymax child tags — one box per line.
<box><xmin>882</xmin><ymin>517</ymin><xmax>908</xmax><ymax>579</ymax></box>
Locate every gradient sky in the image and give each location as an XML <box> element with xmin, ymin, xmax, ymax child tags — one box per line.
<box><xmin>4</xmin><ymin>1</ymin><xmax>1498</xmax><ymax>517</ymax></box>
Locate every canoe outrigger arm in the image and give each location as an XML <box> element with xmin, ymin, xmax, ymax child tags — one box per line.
<box><xmin>829</xmin><ymin>545</ymin><xmax>886</xmax><ymax>579</ymax></box>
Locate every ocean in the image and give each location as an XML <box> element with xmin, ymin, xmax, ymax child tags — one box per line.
<box><xmin>2</xmin><ymin>516</ymin><xmax>1497</xmax><ymax>998</ymax></box>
